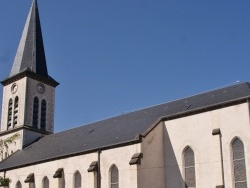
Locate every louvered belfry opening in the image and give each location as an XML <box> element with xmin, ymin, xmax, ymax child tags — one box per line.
<box><xmin>74</xmin><ymin>171</ymin><xmax>81</xmax><ymax>188</ymax></box>
<box><xmin>42</xmin><ymin>176</ymin><xmax>49</xmax><ymax>188</ymax></box>
<box><xmin>40</xmin><ymin>99</ymin><xmax>47</xmax><ymax>130</ymax></box>
<box><xmin>7</xmin><ymin>98</ymin><xmax>13</xmax><ymax>129</ymax></box>
<box><xmin>13</xmin><ymin>96</ymin><xmax>19</xmax><ymax>127</ymax></box>
<box><xmin>184</xmin><ymin>147</ymin><xmax>196</xmax><ymax>188</ymax></box>
<box><xmin>32</xmin><ymin>97</ymin><xmax>39</xmax><ymax>128</ymax></box>
<box><xmin>110</xmin><ymin>165</ymin><xmax>119</xmax><ymax>188</ymax></box>
<box><xmin>232</xmin><ymin>138</ymin><xmax>247</xmax><ymax>188</ymax></box>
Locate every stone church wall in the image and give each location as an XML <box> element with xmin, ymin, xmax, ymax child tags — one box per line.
<box><xmin>163</xmin><ymin>102</ymin><xmax>250</xmax><ymax>188</ymax></box>
<box><xmin>2</xmin><ymin>143</ymin><xmax>141</xmax><ymax>188</ymax></box>
<box><xmin>138</xmin><ymin>121</ymin><xmax>166</xmax><ymax>188</ymax></box>
<box><xmin>1</xmin><ymin>78</ymin><xmax>27</xmax><ymax>131</ymax></box>
<box><xmin>25</xmin><ymin>78</ymin><xmax>55</xmax><ymax>133</ymax></box>
<box><xmin>0</xmin><ymin>130</ymin><xmax>23</xmax><ymax>160</ymax></box>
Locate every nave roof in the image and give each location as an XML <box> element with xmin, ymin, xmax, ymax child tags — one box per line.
<box><xmin>0</xmin><ymin>82</ymin><xmax>249</xmax><ymax>171</ymax></box>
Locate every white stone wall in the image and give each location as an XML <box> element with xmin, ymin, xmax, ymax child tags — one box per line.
<box><xmin>0</xmin><ymin>130</ymin><xmax>23</xmax><ymax>160</ymax></box>
<box><xmin>1</xmin><ymin>78</ymin><xmax>27</xmax><ymax>131</ymax></box>
<box><xmin>100</xmin><ymin>144</ymin><xmax>141</xmax><ymax>188</ymax></box>
<box><xmin>163</xmin><ymin>102</ymin><xmax>250</xmax><ymax>188</ymax></box>
<box><xmin>138</xmin><ymin>121</ymin><xmax>165</xmax><ymax>188</ymax></box>
<box><xmin>3</xmin><ymin>143</ymin><xmax>141</xmax><ymax>188</ymax></box>
<box><xmin>25</xmin><ymin>78</ymin><xmax>55</xmax><ymax>133</ymax></box>
<box><xmin>0</xmin><ymin>77</ymin><xmax>55</xmax><ymax>132</ymax></box>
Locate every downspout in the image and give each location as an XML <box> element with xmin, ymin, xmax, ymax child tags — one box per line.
<box><xmin>219</xmin><ymin>133</ymin><xmax>225</xmax><ymax>187</ymax></box>
<box><xmin>212</xmin><ymin>129</ymin><xmax>225</xmax><ymax>188</ymax></box>
<box><xmin>248</xmin><ymin>99</ymin><xmax>250</xmax><ymax>126</ymax></box>
<box><xmin>97</xmin><ymin>149</ymin><xmax>101</xmax><ymax>188</ymax></box>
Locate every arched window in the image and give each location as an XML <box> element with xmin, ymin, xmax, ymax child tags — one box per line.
<box><xmin>73</xmin><ymin>171</ymin><xmax>81</xmax><ymax>188</ymax></box>
<box><xmin>42</xmin><ymin>176</ymin><xmax>49</xmax><ymax>188</ymax></box>
<box><xmin>13</xmin><ymin>96</ymin><xmax>19</xmax><ymax>127</ymax></box>
<box><xmin>7</xmin><ymin>98</ymin><xmax>13</xmax><ymax>129</ymax></box>
<box><xmin>232</xmin><ymin>138</ymin><xmax>247</xmax><ymax>188</ymax></box>
<box><xmin>184</xmin><ymin>147</ymin><xmax>196</xmax><ymax>188</ymax></box>
<box><xmin>32</xmin><ymin>97</ymin><xmax>39</xmax><ymax>128</ymax></box>
<box><xmin>40</xmin><ymin>99</ymin><xmax>47</xmax><ymax>131</ymax></box>
<box><xmin>16</xmin><ymin>181</ymin><xmax>22</xmax><ymax>188</ymax></box>
<box><xmin>110</xmin><ymin>165</ymin><xmax>119</xmax><ymax>188</ymax></box>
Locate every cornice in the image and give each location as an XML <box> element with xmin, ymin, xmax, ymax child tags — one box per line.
<box><xmin>0</xmin><ymin>125</ymin><xmax>52</xmax><ymax>137</ymax></box>
<box><xmin>1</xmin><ymin>70</ymin><xmax>59</xmax><ymax>87</ymax></box>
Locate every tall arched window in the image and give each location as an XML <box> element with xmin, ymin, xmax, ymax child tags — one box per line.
<box><xmin>184</xmin><ymin>147</ymin><xmax>196</xmax><ymax>188</ymax></box>
<box><xmin>232</xmin><ymin>138</ymin><xmax>247</xmax><ymax>188</ymax></box>
<box><xmin>32</xmin><ymin>97</ymin><xmax>39</xmax><ymax>128</ymax></box>
<box><xmin>40</xmin><ymin>99</ymin><xmax>47</xmax><ymax>131</ymax></box>
<box><xmin>110</xmin><ymin>165</ymin><xmax>119</xmax><ymax>188</ymax></box>
<box><xmin>16</xmin><ymin>181</ymin><xmax>22</xmax><ymax>188</ymax></box>
<box><xmin>42</xmin><ymin>176</ymin><xmax>49</xmax><ymax>188</ymax></box>
<box><xmin>13</xmin><ymin>96</ymin><xmax>19</xmax><ymax>127</ymax></box>
<box><xmin>7</xmin><ymin>98</ymin><xmax>13</xmax><ymax>129</ymax></box>
<box><xmin>73</xmin><ymin>171</ymin><xmax>81</xmax><ymax>188</ymax></box>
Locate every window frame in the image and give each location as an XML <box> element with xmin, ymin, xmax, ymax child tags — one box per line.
<box><xmin>32</xmin><ymin>96</ymin><xmax>39</xmax><ymax>128</ymax></box>
<box><xmin>13</xmin><ymin>96</ymin><xmax>19</xmax><ymax>127</ymax></box>
<box><xmin>183</xmin><ymin>146</ymin><xmax>196</xmax><ymax>188</ymax></box>
<box><xmin>73</xmin><ymin>170</ymin><xmax>81</xmax><ymax>188</ymax></box>
<box><xmin>110</xmin><ymin>164</ymin><xmax>119</xmax><ymax>188</ymax></box>
<box><xmin>231</xmin><ymin>137</ymin><xmax>248</xmax><ymax>188</ymax></box>
<box><xmin>40</xmin><ymin>99</ymin><xmax>47</xmax><ymax>131</ymax></box>
<box><xmin>16</xmin><ymin>181</ymin><xmax>22</xmax><ymax>188</ymax></box>
<box><xmin>42</xmin><ymin>176</ymin><xmax>49</xmax><ymax>188</ymax></box>
<box><xmin>7</xmin><ymin>98</ymin><xmax>13</xmax><ymax>129</ymax></box>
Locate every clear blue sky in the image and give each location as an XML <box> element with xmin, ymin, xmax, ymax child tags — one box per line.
<box><xmin>0</xmin><ymin>0</ymin><xmax>250</xmax><ymax>132</ymax></box>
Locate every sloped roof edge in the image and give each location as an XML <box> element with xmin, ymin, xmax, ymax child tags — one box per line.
<box><xmin>0</xmin><ymin>82</ymin><xmax>249</xmax><ymax>172</ymax></box>
<box><xmin>142</xmin><ymin>96</ymin><xmax>250</xmax><ymax>137</ymax></box>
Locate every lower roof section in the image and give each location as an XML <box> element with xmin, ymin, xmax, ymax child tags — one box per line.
<box><xmin>0</xmin><ymin>82</ymin><xmax>249</xmax><ymax>171</ymax></box>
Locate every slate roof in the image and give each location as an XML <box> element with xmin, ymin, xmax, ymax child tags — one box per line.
<box><xmin>0</xmin><ymin>82</ymin><xmax>249</xmax><ymax>171</ymax></box>
<box><xmin>10</xmin><ymin>0</ymin><xmax>48</xmax><ymax>78</ymax></box>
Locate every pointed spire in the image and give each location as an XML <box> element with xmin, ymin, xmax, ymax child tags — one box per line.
<box><xmin>10</xmin><ymin>0</ymin><xmax>48</xmax><ymax>78</ymax></box>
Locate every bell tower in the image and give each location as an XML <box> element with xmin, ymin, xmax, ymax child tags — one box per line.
<box><xmin>0</xmin><ymin>0</ymin><xmax>59</xmax><ymax>160</ymax></box>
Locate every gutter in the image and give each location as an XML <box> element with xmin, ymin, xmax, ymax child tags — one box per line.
<box><xmin>0</xmin><ymin>139</ymin><xmax>141</xmax><ymax>172</ymax></box>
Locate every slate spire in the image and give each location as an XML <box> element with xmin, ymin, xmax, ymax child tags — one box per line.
<box><xmin>10</xmin><ymin>0</ymin><xmax>48</xmax><ymax>78</ymax></box>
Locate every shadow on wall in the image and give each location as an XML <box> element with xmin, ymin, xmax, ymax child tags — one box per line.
<box><xmin>164</xmin><ymin>125</ymin><xmax>186</xmax><ymax>188</ymax></box>
<box><xmin>138</xmin><ymin>122</ymin><xmax>186</xmax><ymax>188</ymax></box>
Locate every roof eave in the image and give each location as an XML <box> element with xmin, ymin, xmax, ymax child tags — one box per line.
<box><xmin>1</xmin><ymin>69</ymin><xmax>59</xmax><ymax>87</ymax></box>
<box><xmin>0</xmin><ymin>138</ymin><xmax>141</xmax><ymax>172</ymax></box>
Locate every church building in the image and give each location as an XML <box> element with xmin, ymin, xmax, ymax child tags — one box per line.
<box><xmin>0</xmin><ymin>1</ymin><xmax>249</xmax><ymax>188</ymax></box>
